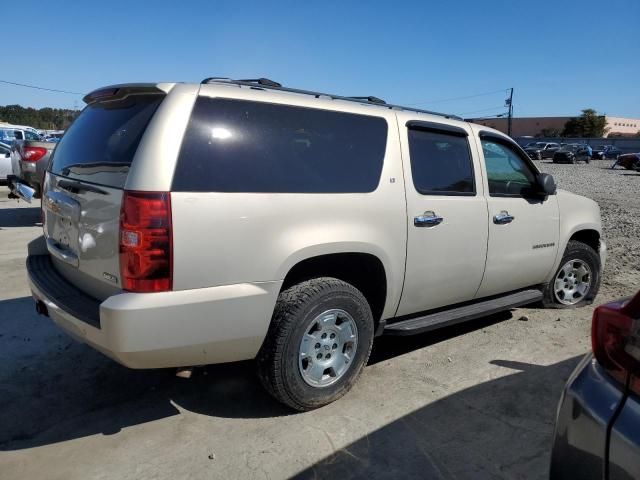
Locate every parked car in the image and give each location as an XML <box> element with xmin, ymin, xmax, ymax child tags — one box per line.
<box><xmin>8</xmin><ymin>138</ymin><xmax>56</xmax><ymax>200</ymax></box>
<box><xmin>27</xmin><ymin>79</ymin><xmax>605</xmax><ymax>411</ymax></box>
<box><xmin>0</xmin><ymin>142</ymin><xmax>11</xmax><ymax>185</ymax></box>
<box><xmin>0</xmin><ymin>127</ymin><xmax>17</xmax><ymax>144</ymax></box>
<box><xmin>611</xmin><ymin>153</ymin><xmax>640</xmax><ymax>171</ymax></box>
<box><xmin>553</xmin><ymin>144</ymin><xmax>592</xmax><ymax>164</ymax></box>
<box><xmin>524</xmin><ymin>141</ymin><xmax>560</xmax><ymax>160</ymax></box>
<box><xmin>593</xmin><ymin>145</ymin><xmax>623</xmax><ymax>160</ymax></box>
<box><xmin>550</xmin><ymin>290</ymin><xmax>640</xmax><ymax>480</ymax></box>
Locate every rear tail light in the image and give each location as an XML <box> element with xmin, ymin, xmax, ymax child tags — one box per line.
<box><xmin>119</xmin><ymin>191</ymin><xmax>172</xmax><ymax>293</ymax></box>
<box><xmin>592</xmin><ymin>292</ymin><xmax>640</xmax><ymax>395</ymax></box>
<box><xmin>21</xmin><ymin>146</ymin><xmax>47</xmax><ymax>162</ymax></box>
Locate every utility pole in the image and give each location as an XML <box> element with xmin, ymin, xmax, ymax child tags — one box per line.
<box><xmin>506</xmin><ymin>88</ymin><xmax>514</xmax><ymax>137</ymax></box>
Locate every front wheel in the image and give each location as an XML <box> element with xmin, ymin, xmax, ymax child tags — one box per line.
<box><xmin>256</xmin><ymin>277</ymin><xmax>374</xmax><ymax>411</ymax></box>
<box><xmin>542</xmin><ymin>240</ymin><xmax>601</xmax><ymax>308</ymax></box>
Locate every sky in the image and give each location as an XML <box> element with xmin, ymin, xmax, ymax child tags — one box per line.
<box><xmin>1</xmin><ymin>0</ymin><xmax>638</xmax><ymax>118</ymax></box>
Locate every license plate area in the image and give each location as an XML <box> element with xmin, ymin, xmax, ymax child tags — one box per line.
<box><xmin>44</xmin><ymin>190</ymin><xmax>81</xmax><ymax>254</ymax></box>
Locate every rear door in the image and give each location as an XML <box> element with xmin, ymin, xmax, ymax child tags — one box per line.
<box><xmin>396</xmin><ymin>115</ymin><xmax>488</xmax><ymax>316</ymax></box>
<box><xmin>43</xmin><ymin>91</ymin><xmax>165</xmax><ymax>300</ymax></box>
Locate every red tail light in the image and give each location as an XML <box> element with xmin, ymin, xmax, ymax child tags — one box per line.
<box><xmin>21</xmin><ymin>146</ymin><xmax>47</xmax><ymax>162</ymax></box>
<box><xmin>592</xmin><ymin>292</ymin><xmax>640</xmax><ymax>395</ymax></box>
<box><xmin>119</xmin><ymin>191</ymin><xmax>172</xmax><ymax>293</ymax></box>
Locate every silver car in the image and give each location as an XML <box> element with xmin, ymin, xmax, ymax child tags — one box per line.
<box><xmin>0</xmin><ymin>142</ymin><xmax>11</xmax><ymax>184</ymax></box>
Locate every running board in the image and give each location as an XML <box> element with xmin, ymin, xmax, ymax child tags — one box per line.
<box><xmin>384</xmin><ymin>289</ymin><xmax>543</xmax><ymax>336</ymax></box>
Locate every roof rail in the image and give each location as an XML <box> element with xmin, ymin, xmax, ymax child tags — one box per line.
<box><xmin>200</xmin><ymin>77</ymin><xmax>462</xmax><ymax>120</ymax></box>
<box><xmin>348</xmin><ymin>96</ymin><xmax>386</xmax><ymax>105</ymax></box>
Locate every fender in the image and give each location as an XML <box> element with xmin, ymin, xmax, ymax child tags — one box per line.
<box><xmin>545</xmin><ymin>189</ymin><xmax>605</xmax><ymax>283</ymax></box>
<box><xmin>275</xmin><ymin>241</ymin><xmax>401</xmax><ymax>320</ymax></box>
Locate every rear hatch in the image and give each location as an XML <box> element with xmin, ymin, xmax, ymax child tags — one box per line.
<box><xmin>43</xmin><ymin>88</ymin><xmax>165</xmax><ymax>300</ymax></box>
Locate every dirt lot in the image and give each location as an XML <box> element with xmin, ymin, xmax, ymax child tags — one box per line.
<box><xmin>0</xmin><ymin>160</ymin><xmax>638</xmax><ymax>480</ymax></box>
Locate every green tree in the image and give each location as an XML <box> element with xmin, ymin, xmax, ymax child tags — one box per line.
<box><xmin>0</xmin><ymin>104</ymin><xmax>80</xmax><ymax>130</ymax></box>
<box><xmin>562</xmin><ymin>109</ymin><xmax>608</xmax><ymax>137</ymax></box>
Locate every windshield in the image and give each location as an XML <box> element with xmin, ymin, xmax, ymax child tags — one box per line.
<box><xmin>49</xmin><ymin>94</ymin><xmax>163</xmax><ymax>188</ymax></box>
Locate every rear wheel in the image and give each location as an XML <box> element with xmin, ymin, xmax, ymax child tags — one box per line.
<box><xmin>256</xmin><ymin>277</ymin><xmax>374</xmax><ymax>411</ymax></box>
<box><xmin>542</xmin><ymin>240</ymin><xmax>601</xmax><ymax>308</ymax></box>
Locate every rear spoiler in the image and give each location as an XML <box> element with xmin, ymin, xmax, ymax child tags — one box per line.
<box><xmin>83</xmin><ymin>83</ymin><xmax>176</xmax><ymax>104</ymax></box>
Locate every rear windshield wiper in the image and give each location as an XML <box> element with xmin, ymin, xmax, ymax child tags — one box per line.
<box><xmin>57</xmin><ymin>178</ymin><xmax>108</xmax><ymax>195</ymax></box>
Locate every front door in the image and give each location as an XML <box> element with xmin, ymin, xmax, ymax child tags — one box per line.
<box><xmin>396</xmin><ymin>116</ymin><xmax>488</xmax><ymax>317</ymax></box>
<box><xmin>474</xmin><ymin>134</ymin><xmax>560</xmax><ymax>298</ymax></box>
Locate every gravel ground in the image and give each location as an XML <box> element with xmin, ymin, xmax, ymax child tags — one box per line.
<box><xmin>538</xmin><ymin>159</ymin><xmax>640</xmax><ymax>299</ymax></box>
<box><xmin>0</xmin><ymin>162</ymin><xmax>639</xmax><ymax>480</ymax></box>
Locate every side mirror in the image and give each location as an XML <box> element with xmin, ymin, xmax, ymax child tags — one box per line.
<box><xmin>537</xmin><ymin>173</ymin><xmax>556</xmax><ymax>195</ymax></box>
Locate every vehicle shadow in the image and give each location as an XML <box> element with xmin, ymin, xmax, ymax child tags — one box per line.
<box><xmin>0</xmin><ymin>206</ymin><xmax>41</xmax><ymax>228</ymax></box>
<box><xmin>293</xmin><ymin>356</ymin><xmax>584</xmax><ymax>480</ymax></box>
<box><xmin>1</xmin><ymin>294</ymin><xmax>536</xmax><ymax>457</ymax></box>
<box><xmin>370</xmin><ymin>310</ymin><xmax>512</xmax><ymax>364</ymax></box>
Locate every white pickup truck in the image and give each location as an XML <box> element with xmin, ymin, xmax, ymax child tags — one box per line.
<box><xmin>27</xmin><ymin>79</ymin><xmax>605</xmax><ymax>410</ymax></box>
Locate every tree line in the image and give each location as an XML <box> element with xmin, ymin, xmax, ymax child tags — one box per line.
<box><xmin>0</xmin><ymin>104</ymin><xmax>80</xmax><ymax>130</ymax></box>
<box><xmin>540</xmin><ymin>108</ymin><xmax>639</xmax><ymax>138</ymax></box>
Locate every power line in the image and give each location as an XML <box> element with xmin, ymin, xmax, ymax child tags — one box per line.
<box><xmin>407</xmin><ymin>88</ymin><xmax>508</xmax><ymax>106</ymax></box>
<box><xmin>0</xmin><ymin>79</ymin><xmax>84</xmax><ymax>95</ymax></box>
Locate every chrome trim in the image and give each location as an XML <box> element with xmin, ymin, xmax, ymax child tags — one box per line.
<box><xmin>414</xmin><ymin>211</ymin><xmax>444</xmax><ymax>227</ymax></box>
<box><xmin>46</xmin><ymin>238</ymin><xmax>79</xmax><ymax>268</ymax></box>
<box><xmin>494</xmin><ymin>211</ymin><xmax>515</xmax><ymax>224</ymax></box>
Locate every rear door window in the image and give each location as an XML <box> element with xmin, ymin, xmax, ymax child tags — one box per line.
<box><xmin>172</xmin><ymin>97</ymin><xmax>388</xmax><ymax>193</ymax></box>
<box><xmin>49</xmin><ymin>94</ymin><xmax>163</xmax><ymax>188</ymax></box>
<box><xmin>407</xmin><ymin>127</ymin><xmax>475</xmax><ymax>195</ymax></box>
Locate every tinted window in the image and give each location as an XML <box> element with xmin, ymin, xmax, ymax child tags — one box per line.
<box><xmin>481</xmin><ymin>139</ymin><xmax>536</xmax><ymax>196</ymax></box>
<box><xmin>407</xmin><ymin>128</ymin><xmax>474</xmax><ymax>195</ymax></box>
<box><xmin>49</xmin><ymin>95</ymin><xmax>163</xmax><ymax>188</ymax></box>
<box><xmin>172</xmin><ymin>98</ymin><xmax>388</xmax><ymax>193</ymax></box>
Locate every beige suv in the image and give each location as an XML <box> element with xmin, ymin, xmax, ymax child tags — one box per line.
<box><xmin>27</xmin><ymin>78</ymin><xmax>606</xmax><ymax>410</ymax></box>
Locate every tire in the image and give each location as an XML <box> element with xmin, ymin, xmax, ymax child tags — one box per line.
<box><xmin>537</xmin><ymin>152</ymin><xmax>542</xmax><ymax>161</ymax></box>
<box><xmin>542</xmin><ymin>240</ymin><xmax>601</xmax><ymax>308</ymax></box>
<box><xmin>256</xmin><ymin>277</ymin><xmax>374</xmax><ymax>411</ymax></box>
<box><xmin>585</xmin><ymin>156</ymin><xmax>591</xmax><ymax>164</ymax></box>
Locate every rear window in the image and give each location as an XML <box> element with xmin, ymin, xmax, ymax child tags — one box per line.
<box><xmin>172</xmin><ymin>97</ymin><xmax>388</xmax><ymax>193</ymax></box>
<box><xmin>49</xmin><ymin>94</ymin><xmax>163</xmax><ymax>188</ymax></box>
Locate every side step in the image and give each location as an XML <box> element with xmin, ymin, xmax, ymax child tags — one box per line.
<box><xmin>384</xmin><ymin>289</ymin><xmax>543</xmax><ymax>336</ymax></box>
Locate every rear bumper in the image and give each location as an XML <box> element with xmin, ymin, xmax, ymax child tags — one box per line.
<box><xmin>27</xmin><ymin>254</ymin><xmax>281</xmax><ymax>368</ymax></box>
<box><xmin>549</xmin><ymin>354</ymin><xmax>624</xmax><ymax>480</ymax></box>
<box><xmin>7</xmin><ymin>175</ymin><xmax>38</xmax><ymax>201</ymax></box>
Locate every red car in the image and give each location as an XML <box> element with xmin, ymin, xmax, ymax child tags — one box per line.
<box><xmin>612</xmin><ymin>153</ymin><xmax>640</xmax><ymax>171</ymax></box>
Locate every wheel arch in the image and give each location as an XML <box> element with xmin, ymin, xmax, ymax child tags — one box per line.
<box><xmin>278</xmin><ymin>250</ymin><xmax>392</xmax><ymax>334</ymax></box>
<box><xmin>545</xmin><ymin>223</ymin><xmax>603</xmax><ymax>284</ymax></box>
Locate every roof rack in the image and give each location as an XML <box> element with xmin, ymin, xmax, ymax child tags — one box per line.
<box><xmin>200</xmin><ymin>77</ymin><xmax>462</xmax><ymax>120</ymax></box>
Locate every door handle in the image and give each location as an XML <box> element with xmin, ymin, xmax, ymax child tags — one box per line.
<box><xmin>414</xmin><ymin>211</ymin><xmax>444</xmax><ymax>227</ymax></box>
<box><xmin>494</xmin><ymin>211</ymin><xmax>515</xmax><ymax>224</ymax></box>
